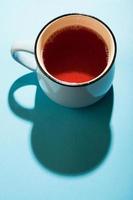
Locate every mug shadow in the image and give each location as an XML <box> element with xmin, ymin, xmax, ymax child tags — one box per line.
<box><xmin>8</xmin><ymin>72</ymin><xmax>114</xmax><ymax>176</ymax></box>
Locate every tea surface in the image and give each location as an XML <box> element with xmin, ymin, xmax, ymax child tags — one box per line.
<box><xmin>43</xmin><ymin>25</ymin><xmax>108</xmax><ymax>83</ymax></box>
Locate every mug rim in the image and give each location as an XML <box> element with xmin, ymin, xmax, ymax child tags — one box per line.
<box><xmin>34</xmin><ymin>13</ymin><xmax>117</xmax><ymax>87</ymax></box>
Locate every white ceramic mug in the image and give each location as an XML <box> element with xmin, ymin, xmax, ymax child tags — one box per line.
<box><xmin>11</xmin><ymin>13</ymin><xmax>116</xmax><ymax>108</ymax></box>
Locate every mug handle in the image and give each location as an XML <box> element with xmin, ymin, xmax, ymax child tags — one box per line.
<box><xmin>11</xmin><ymin>41</ymin><xmax>37</xmax><ymax>71</ymax></box>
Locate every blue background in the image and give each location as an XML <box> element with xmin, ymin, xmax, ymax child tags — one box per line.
<box><xmin>1</xmin><ymin>0</ymin><xmax>133</xmax><ymax>199</ymax></box>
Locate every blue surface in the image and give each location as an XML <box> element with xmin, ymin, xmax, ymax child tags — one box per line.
<box><xmin>1</xmin><ymin>1</ymin><xmax>133</xmax><ymax>199</ymax></box>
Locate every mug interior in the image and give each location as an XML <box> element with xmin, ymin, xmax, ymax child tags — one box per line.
<box><xmin>35</xmin><ymin>14</ymin><xmax>116</xmax><ymax>86</ymax></box>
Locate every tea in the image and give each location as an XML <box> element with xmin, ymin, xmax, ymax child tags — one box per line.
<box><xmin>43</xmin><ymin>25</ymin><xmax>108</xmax><ymax>83</ymax></box>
